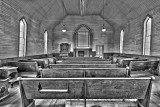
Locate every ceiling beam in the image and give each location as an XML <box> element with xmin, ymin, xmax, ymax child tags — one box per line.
<box><xmin>60</xmin><ymin>0</ymin><xmax>67</xmax><ymax>16</ymax></box>
<box><xmin>80</xmin><ymin>0</ymin><xmax>86</xmax><ymax>16</ymax></box>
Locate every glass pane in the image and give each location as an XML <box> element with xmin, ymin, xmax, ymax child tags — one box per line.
<box><xmin>19</xmin><ymin>19</ymin><xmax>27</xmax><ymax>57</ymax></box>
<box><xmin>44</xmin><ymin>31</ymin><xmax>48</xmax><ymax>54</ymax></box>
<box><xmin>120</xmin><ymin>30</ymin><xmax>124</xmax><ymax>53</ymax></box>
<box><xmin>146</xmin><ymin>18</ymin><xmax>151</xmax><ymax>36</ymax></box>
<box><xmin>78</xmin><ymin>31</ymin><xmax>89</xmax><ymax>47</ymax></box>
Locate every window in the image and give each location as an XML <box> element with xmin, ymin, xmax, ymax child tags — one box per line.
<box><xmin>96</xmin><ymin>45</ymin><xmax>104</xmax><ymax>58</ymax></box>
<box><xmin>77</xmin><ymin>31</ymin><xmax>89</xmax><ymax>47</ymax></box>
<box><xmin>19</xmin><ymin>18</ymin><xmax>27</xmax><ymax>57</ymax></box>
<box><xmin>120</xmin><ymin>30</ymin><xmax>124</xmax><ymax>53</ymax></box>
<box><xmin>77</xmin><ymin>26</ymin><xmax>90</xmax><ymax>48</ymax></box>
<box><xmin>143</xmin><ymin>16</ymin><xmax>152</xmax><ymax>55</ymax></box>
<box><xmin>44</xmin><ymin>31</ymin><xmax>48</xmax><ymax>54</ymax></box>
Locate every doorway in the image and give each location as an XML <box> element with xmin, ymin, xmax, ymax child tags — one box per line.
<box><xmin>96</xmin><ymin>45</ymin><xmax>104</xmax><ymax>58</ymax></box>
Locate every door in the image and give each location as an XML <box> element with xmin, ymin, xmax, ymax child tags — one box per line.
<box><xmin>96</xmin><ymin>45</ymin><xmax>104</xmax><ymax>58</ymax></box>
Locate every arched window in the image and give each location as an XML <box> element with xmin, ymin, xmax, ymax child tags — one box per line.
<box><xmin>44</xmin><ymin>31</ymin><xmax>48</xmax><ymax>54</ymax></box>
<box><xmin>19</xmin><ymin>18</ymin><xmax>27</xmax><ymax>57</ymax></box>
<box><xmin>143</xmin><ymin>16</ymin><xmax>152</xmax><ymax>55</ymax></box>
<box><xmin>120</xmin><ymin>30</ymin><xmax>124</xmax><ymax>53</ymax></box>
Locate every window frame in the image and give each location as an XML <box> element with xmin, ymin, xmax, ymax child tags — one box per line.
<box><xmin>120</xmin><ymin>29</ymin><xmax>124</xmax><ymax>53</ymax></box>
<box><xmin>19</xmin><ymin>17</ymin><xmax>27</xmax><ymax>57</ymax></box>
<box><xmin>143</xmin><ymin>15</ymin><xmax>152</xmax><ymax>55</ymax></box>
<box><xmin>44</xmin><ymin>30</ymin><xmax>48</xmax><ymax>54</ymax></box>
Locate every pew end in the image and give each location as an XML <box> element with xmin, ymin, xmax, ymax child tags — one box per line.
<box><xmin>0</xmin><ymin>78</ymin><xmax>10</xmax><ymax>102</ymax></box>
<box><xmin>17</xmin><ymin>62</ymin><xmax>40</xmax><ymax>78</ymax></box>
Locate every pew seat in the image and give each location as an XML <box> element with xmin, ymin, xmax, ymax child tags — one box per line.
<box><xmin>18</xmin><ymin>77</ymin><xmax>154</xmax><ymax>107</ymax></box>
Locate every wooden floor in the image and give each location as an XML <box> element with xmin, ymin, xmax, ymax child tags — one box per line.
<box><xmin>0</xmin><ymin>72</ymin><xmax>160</xmax><ymax>107</ymax></box>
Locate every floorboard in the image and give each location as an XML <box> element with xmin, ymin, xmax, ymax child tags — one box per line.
<box><xmin>0</xmin><ymin>71</ymin><xmax>160</xmax><ymax>107</ymax></box>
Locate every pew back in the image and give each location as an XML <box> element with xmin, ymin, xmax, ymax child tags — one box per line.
<box><xmin>17</xmin><ymin>62</ymin><xmax>39</xmax><ymax>78</ymax></box>
<box><xmin>49</xmin><ymin>64</ymin><xmax>118</xmax><ymax>68</ymax></box>
<box><xmin>129</xmin><ymin>61</ymin><xmax>159</xmax><ymax>75</ymax></box>
<box><xmin>32</xmin><ymin>59</ymin><xmax>47</xmax><ymax>68</ymax></box>
<box><xmin>118</xmin><ymin>58</ymin><xmax>148</xmax><ymax>67</ymax></box>
<box><xmin>62</xmin><ymin>57</ymin><xmax>106</xmax><ymax>61</ymax></box>
<box><xmin>57</xmin><ymin>60</ymin><xmax>111</xmax><ymax>64</ymax></box>
<box><xmin>41</xmin><ymin>68</ymin><xmax>129</xmax><ymax>78</ymax></box>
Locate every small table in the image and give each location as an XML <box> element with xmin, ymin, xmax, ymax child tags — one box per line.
<box><xmin>0</xmin><ymin>66</ymin><xmax>18</xmax><ymax>88</ymax></box>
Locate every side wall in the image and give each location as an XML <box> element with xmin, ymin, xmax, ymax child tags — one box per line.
<box><xmin>53</xmin><ymin>15</ymin><xmax>114</xmax><ymax>53</ymax></box>
<box><xmin>0</xmin><ymin>1</ymin><xmax>52</xmax><ymax>59</ymax></box>
<box><xmin>113</xmin><ymin>6</ymin><xmax>160</xmax><ymax>56</ymax></box>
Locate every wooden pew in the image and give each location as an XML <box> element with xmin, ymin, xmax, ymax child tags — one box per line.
<box><xmin>41</xmin><ymin>68</ymin><xmax>129</xmax><ymax>77</ymax></box>
<box><xmin>49</xmin><ymin>64</ymin><xmax>118</xmax><ymax>68</ymax></box>
<box><xmin>118</xmin><ymin>58</ymin><xmax>148</xmax><ymax>67</ymax></box>
<box><xmin>0</xmin><ymin>78</ymin><xmax>9</xmax><ymax>102</ymax></box>
<box><xmin>112</xmin><ymin>56</ymin><xmax>131</xmax><ymax>64</ymax></box>
<box><xmin>46</xmin><ymin>57</ymin><xmax>56</xmax><ymax>64</ymax></box>
<box><xmin>0</xmin><ymin>69</ymin><xmax>10</xmax><ymax>101</ymax></box>
<box><xmin>57</xmin><ymin>60</ymin><xmax>111</xmax><ymax>64</ymax></box>
<box><xmin>6</xmin><ymin>61</ymin><xmax>18</xmax><ymax>67</ymax></box>
<box><xmin>129</xmin><ymin>61</ymin><xmax>160</xmax><ymax>76</ymax></box>
<box><xmin>17</xmin><ymin>62</ymin><xmax>40</xmax><ymax>78</ymax></box>
<box><xmin>32</xmin><ymin>59</ymin><xmax>48</xmax><ymax>68</ymax></box>
<box><xmin>62</xmin><ymin>57</ymin><xmax>106</xmax><ymax>61</ymax></box>
<box><xmin>18</xmin><ymin>77</ymin><xmax>154</xmax><ymax>107</ymax></box>
<box><xmin>0</xmin><ymin>66</ymin><xmax>18</xmax><ymax>88</ymax></box>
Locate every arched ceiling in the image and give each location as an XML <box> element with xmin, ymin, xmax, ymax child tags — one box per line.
<box><xmin>4</xmin><ymin>0</ymin><xmax>160</xmax><ymax>29</ymax></box>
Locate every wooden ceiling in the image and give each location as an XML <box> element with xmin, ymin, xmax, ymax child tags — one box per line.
<box><xmin>4</xmin><ymin>0</ymin><xmax>160</xmax><ymax>29</ymax></box>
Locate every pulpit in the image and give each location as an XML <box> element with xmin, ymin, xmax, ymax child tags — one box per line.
<box><xmin>60</xmin><ymin>43</ymin><xmax>70</xmax><ymax>57</ymax></box>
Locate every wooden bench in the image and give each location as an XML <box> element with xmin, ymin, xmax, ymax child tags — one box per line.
<box><xmin>46</xmin><ymin>57</ymin><xmax>56</xmax><ymax>64</ymax></box>
<box><xmin>0</xmin><ymin>69</ymin><xmax>10</xmax><ymax>101</ymax></box>
<box><xmin>111</xmin><ymin>56</ymin><xmax>131</xmax><ymax>64</ymax></box>
<box><xmin>0</xmin><ymin>66</ymin><xmax>18</xmax><ymax>88</ymax></box>
<box><xmin>32</xmin><ymin>59</ymin><xmax>48</xmax><ymax>68</ymax></box>
<box><xmin>129</xmin><ymin>61</ymin><xmax>160</xmax><ymax>76</ymax></box>
<box><xmin>117</xmin><ymin>58</ymin><xmax>148</xmax><ymax>67</ymax></box>
<box><xmin>18</xmin><ymin>77</ymin><xmax>154</xmax><ymax>107</ymax></box>
<box><xmin>17</xmin><ymin>62</ymin><xmax>41</xmax><ymax>78</ymax></box>
<box><xmin>0</xmin><ymin>78</ymin><xmax>9</xmax><ymax>102</ymax></box>
<box><xmin>49</xmin><ymin>64</ymin><xmax>118</xmax><ymax>68</ymax></box>
<box><xmin>62</xmin><ymin>57</ymin><xmax>106</xmax><ymax>61</ymax></box>
<box><xmin>6</xmin><ymin>61</ymin><xmax>18</xmax><ymax>67</ymax></box>
<box><xmin>41</xmin><ymin>68</ymin><xmax>129</xmax><ymax>77</ymax></box>
<box><xmin>57</xmin><ymin>60</ymin><xmax>111</xmax><ymax>64</ymax></box>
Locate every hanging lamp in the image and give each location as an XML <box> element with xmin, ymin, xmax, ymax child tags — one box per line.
<box><xmin>102</xmin><ymin>0</ymin><xmax>106</xmax><ymax>32</ymax></box>
<box><xmin>62</xmin><ymin>24</ymin><xmax>66</xmax><ymax>32</ymax></box>
<box><xmin>62</xmin><ymin>3</ymin><xmax>66</xmax><ymax>32</ymax></box>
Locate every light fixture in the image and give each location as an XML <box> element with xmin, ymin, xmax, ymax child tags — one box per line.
<box><xmin>62</xmin><ymin>25</ymin><xmax>66</xmax><ymax>32</ymax></box>
<box><xmin>101</xmin><ymin>0</ymin><xmax>106</xmax><ymax>32</ymax></box>
<box><xmin>62</xmin><ymin>3</ymin><xmax>67</xmax><ymax>32</ymax></box>
<box><xmin>102</xmin><ymin>24</ymin><xmax>106</xmax><ymax>32</ymax></box>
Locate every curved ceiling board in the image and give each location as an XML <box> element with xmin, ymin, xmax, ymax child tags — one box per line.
<box><xmin>3</xmin><ymin>0</ymin><xmax>160</xmax><ymax>30</ymax></box>
<box><xmin>63</xmin><ymin>0</ymin><xmax>80</xmax><ymax>15</ymax></box>
<box><xmin>86</xmin><ymin>0</ymin><xmax>103</xmax><ymax>15</ymax></box>
<box><xmin>101</xmin><ymin>1</ymin><xmax>126</xmax><ymax>28</ymax></box>
<box><xmin>41</xmin><ymin>0</ymin><xmax>67</xmax><ymax>29</ymax></box>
